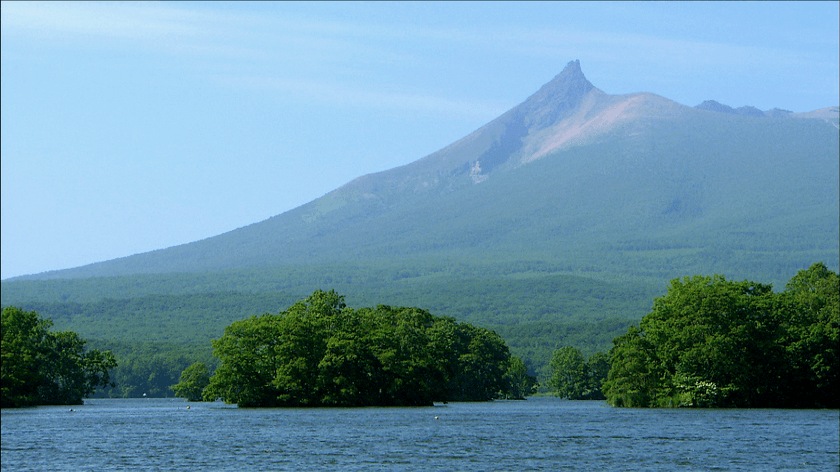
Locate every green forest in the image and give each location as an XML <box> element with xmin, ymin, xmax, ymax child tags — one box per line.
<box><xmin>3</xmin><ymin>263</ymin><xmax>835</xmax><ymax>408</ymax></box>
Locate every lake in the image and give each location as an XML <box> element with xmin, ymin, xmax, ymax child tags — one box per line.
<box><xmin>2</xmin><ymin>397</ymin><xmax>837</xmax><ymax>471</ymax></box>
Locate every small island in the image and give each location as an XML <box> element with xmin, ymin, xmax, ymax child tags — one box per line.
<box><xmin>180</xmin><ymin>289</ymin><xmax>536</xmax><ymax>407</ymax></box>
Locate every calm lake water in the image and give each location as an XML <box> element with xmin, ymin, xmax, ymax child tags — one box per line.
<box><xmin>2</xmin><ymin>397</ymin><xmax>837</xmax><ymax>471</ymax></box>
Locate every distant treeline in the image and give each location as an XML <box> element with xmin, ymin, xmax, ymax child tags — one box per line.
<box><xmin>88</xmin><ymin>341</ymin><xmax>218</xmax><ymax>399</ymax></box>
<box><xmin>1</xmin><ymin>263</ymin><xmax>658</xmax><ymax>328</ymax></box>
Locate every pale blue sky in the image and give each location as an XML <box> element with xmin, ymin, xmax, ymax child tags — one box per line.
<box><xmin>2</xmin><ymin>1</ymin><xmax>838</xmax><ymax>279</ymax></box>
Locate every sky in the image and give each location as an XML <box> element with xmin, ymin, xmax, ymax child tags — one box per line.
<box><xmin>2</xmin><ymin>1</ymin><xmax>838</xmax><ymax>280</ymax></box>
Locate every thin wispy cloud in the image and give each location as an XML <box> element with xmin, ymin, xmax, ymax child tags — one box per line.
<box><xmin>219</xmin><ymin>74</ymin><xmax>513</xmax><ymax>120</ymax></box>
<box><xmin>1</xmin><ymin>2</ymin><xmax>508</xmax><ymax>118</ymax></box>
<box><xmin>1</xmin><ymin>2</ymin><xmax>206</xmax><ymax>41</ymax></box>
<box><xmin>4</xmin><ymin>2</ymin><xmax>832</xmax><ymax>109</ymax></box>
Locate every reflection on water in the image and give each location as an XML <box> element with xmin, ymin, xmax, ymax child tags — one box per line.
<box><xmin>2</xmin><ymin>397</ymin><xmax>838</xmax><ymax>471</ymax></box>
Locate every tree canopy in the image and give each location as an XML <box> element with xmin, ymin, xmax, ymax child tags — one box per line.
<box><xmin>1</xmin><ymin>307</ymin><xmax>117</xmax><ymax>407</ymax></box>
<box><xmin>603</xmin><ymin>263</ymin><xmax>839</xmax><ymax>408</ymax></box>
<box><xmin>548</xmin><ymin>347</ymin><xmax>609</xmax><ymax>400</ymax></box>
<box><xmin>202</xmin><ymin>290</ymin><xmax>525</xmax><ymax>407</ymax></box>
<box><xmin>171</xmin><ymin>362</ymin><xmax>211</xmax><ymax>402</ymax></box>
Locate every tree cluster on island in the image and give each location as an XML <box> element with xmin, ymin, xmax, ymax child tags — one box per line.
<box><xmin>176</xmin><ymin>290</ymin><xmax>537</xmax><ymax>406</ymax></box>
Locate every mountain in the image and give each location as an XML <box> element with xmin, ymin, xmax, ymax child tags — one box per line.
<box><xmin>2</xmin><ymin>61</ymin><xmax>838</xmax><ymax>373</ymax></box>
<box><xmin>696</xmin><ymin>100</ymin><xmax>766</xmax><ymax>116</ymax></box>
<box><xmin>695</xmin><ymin>99</ymin><xmax>840</xmax><ymax>121</ymax></box>
<box><xmin>9</xmin><ymin>60</ymin><xmax>835</xmax><ymax>283</ymax></box>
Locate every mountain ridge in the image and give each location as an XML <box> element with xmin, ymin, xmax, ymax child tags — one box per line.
<box><xmin>695</xmin><ymin>99</ymin><xmax>840</xmax><ymax>121</ymax></box>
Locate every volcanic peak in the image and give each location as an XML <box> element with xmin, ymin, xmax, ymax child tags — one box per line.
<box><xmin>515</xmin><ymin>60</ymin><xmax>597</xmax><ymax>130</ymax></box>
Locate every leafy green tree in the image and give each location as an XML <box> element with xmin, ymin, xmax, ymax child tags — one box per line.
<box><xmin>278</xmin><ymin>289</ymin><xmax>347</xmax><ymax>405</ymax></box>
<box><xmin>367</xmin><ymin>306</ymin><xmax>443</xmax><ymax>406</ymax></box>
<box><xmin>504</xmin><ymin>355</ymin><xmax>538</xmax><ymax>399</ymax></box>
<box><xmin>203</xmin><ymin>313</ymin><xmax>285</xmax><ymax>406</ymax></box>
<box><xmin>1</xmin><ymin>307</ymin><xmax>117</xmax><ymax>407</ymax></box>
<box><xmin>453</xmin><ymin>323</ymin><xmax>511</xmax><ymax>401</ymax></box>
<box><xmin>171</xmin><ymin>362</ymin><xmax>211</xmax><ymax>402</ymax></box>
<box><xmin>547</xmin><ymin>347</ymin><xmax>608</xmax><ymax>400</ymax></box>
<box><xmin>776</xmin><ymin>262</ymin><xmax>839</xmax><ymax>407</ymax></box>
<box><xmin>549</xmin><ymin>347</ymin><xmax>588</xmax><ymax>399</ymax></box>
<box><xmin>2</xmin><ymin>306</ymin><xmax>48</xmax><ymax>407</ymax></box>
<box><xmin>585</xmin><ymin>351</ymin><xmax>610</xmax><ymax>400</ymax></box>
<box><xmin>316</xmin><ymin>307</ymin><xmax>387</xmax><ymax>406</ymax></box>
<box><xmin>602</xmin><ymin>326</ymin><xmax>659</xmax><ymax>407</ymax></box>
